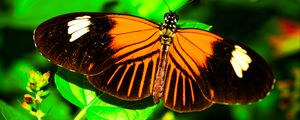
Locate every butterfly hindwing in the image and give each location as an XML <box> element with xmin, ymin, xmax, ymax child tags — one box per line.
<box><xmin>87</xmin><ymin>52</ymin><xmax>160</xmax><ymax>100</ymax></box>
<box><xmin>162</xmin><ymin>58</ymin><xmax>213</xmax><ymax>112</ymax></box>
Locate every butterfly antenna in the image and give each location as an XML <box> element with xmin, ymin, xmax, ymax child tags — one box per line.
<box><xmin>163</xmin><ymin>0</ymin><xmax>172</xmax><ymax>12</ymax></box>
<box><xmin>174</xmin><ymin>0</ymin><xmax>194</xmax><ymax>13</ymax></box>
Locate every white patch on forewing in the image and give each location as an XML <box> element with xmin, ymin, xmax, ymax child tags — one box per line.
<box><xmin>230</xmin><ymin>45</ymin><xmax>252</xmax><ymax>78</ymax></box>
<box><xmin>67</xmin><ymin>16</ymin><xmax>91</xmax><ymax>42</ymax></box>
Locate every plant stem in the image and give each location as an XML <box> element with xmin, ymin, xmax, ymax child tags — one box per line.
<box><xmin>74</xmin><ymin>107</ymin><xmax>87</xmax><ymax>120</ymax></box>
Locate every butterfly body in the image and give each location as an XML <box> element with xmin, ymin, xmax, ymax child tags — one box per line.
<box><xmin>34</xmin><ymin>11</ymin><xmax>274</xmax><ymax>112</ymax></box>
<box><xmin>153</xmin><ymin>12</ymin><xmax>179</xmax><ymax>103</ymax></box>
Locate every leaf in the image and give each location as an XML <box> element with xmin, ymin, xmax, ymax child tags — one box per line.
<box><xmin>179</xmin><ymin>20</ymin><xmax>212</xmax><ymax>31</ymax></box>
<box><xmin>84</xmin><ymin>94</ymin><xmax>157</xmax><ymax>120</ymax></box>
<box><xmin>55</xmin><ymin>68</ymin><xmax>157</xmax><ymax>120</ymax></box>
<box><xmin>86</xmin><ymin>100</ymin><xmax>157</xmax><ymax>120</ymax></box>
<box><xmin>40</xmin><ymin>88</ymin><xmax>73</xmax><ymax>120</ymax></box>
<box><xmin>54</xmin><ymin>68</ymin><xmax>97</xmax><ymax>108</ymax></box>
<box><xmin>0</xmin><ymin>99</ymin><xmax>33</xmax><ymax>120</ymax></box>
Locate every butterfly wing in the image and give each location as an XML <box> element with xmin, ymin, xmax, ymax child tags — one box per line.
<box><xmin>87</xmin><ymin>33</ymin><xmax>161</xmax><ymax>100</ymax></box>
<box><xmin>162</xmin><ymin>59</ymin><xmax>213</xmax><ymax>112</ymax></box>
<box><xmin>161</xmin><ymin>29</ymin><xmax>221</xmax><ymax>112</ymax></box>
<box><xmin>34</xmin><ymin>13</ymin><xmax>162</xmax><ymax>100</ymax></box>
<box><xmin>162</xmin><ymin>28</ymin><xmax>274</xmax><ymax>112</ymax></box>
<box><xmin>34</xmin><ymin>12</ymin><xmax>160</xmax><ymax>75</ymax></box>
<box><xmin>198</xmin><ymin>39</ymin><xmax>275</xmax><ymax>104</ymax></box>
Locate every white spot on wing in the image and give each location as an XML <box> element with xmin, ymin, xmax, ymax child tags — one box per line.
<box><xmin>67</xmin><ymin>16</ymin><xmax>91</xmax><ymax>42</ymax></box>
<box><xmin>230</xmin><ymin>57</ymin><xmax>243</xmax><ymax>78</ymax></box>
<box><xmin>230</xmin><ymin>45</ymin><xmax>252</xmax><ymax>78</ymax></box>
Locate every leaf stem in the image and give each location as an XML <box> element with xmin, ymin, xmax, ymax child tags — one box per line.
<box><xmin>74</xmin><ymin>94</ymin><xmax>100</xmax><ymax>120</ymax></box>
<box><xmin>74</xmin><ymin>107</ymin><xmax>87</xmax><ymax>120</ymax></box>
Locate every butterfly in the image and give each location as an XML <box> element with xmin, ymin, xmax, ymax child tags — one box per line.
<box><xmin>33</xmin><ymin>11</ymin><xmax>275</xmax><ymax>112</ymax></box>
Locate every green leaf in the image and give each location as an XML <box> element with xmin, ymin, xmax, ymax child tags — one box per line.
<box><xmin>54</xmin><ymin>68</ymin><xmax>97</xmax><ymax>108</ymax></box>
<box><xmin>86</xmin><ymin>100</ymin><xmax>157</xmax><ymax>120</ymax></box>
<box><xmin>40</xmin><ymin>88</ymin><xmax>73</xmax><ymax>120</ymax></box>
<box><xmin>0</xmin><ymin>99</ymin><xmax>33</xmax><ymax>120</ymax></box>
<box><xmin>178</xmin><ymin>20</ymin><xmax>212</xmax><ymax>31</ymax></box>
<box><xmin>55</xmin><ymin>68</ymin><xmax>157</xmax><ymax>120</ymax></box>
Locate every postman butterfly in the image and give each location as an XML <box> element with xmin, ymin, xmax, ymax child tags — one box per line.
<box><xmin>33</xmin><ymin>10</ymin><xmax>275</xmax><ymax>112</ymax></box>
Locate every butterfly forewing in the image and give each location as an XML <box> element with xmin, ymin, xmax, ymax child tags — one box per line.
<box><xmin>174</xmin><ymin>29</ymin><xmax>274</xmax><ymax>104</ymax></box>
<box><xmin>34</xmin><ymin>13</ymin><xmax>159</xmax><ymax>75</ymax></box>
<box><xmin>198</xmin><ymin>40</ymin><xmax>274</xmax><ymax>104</ymax></box>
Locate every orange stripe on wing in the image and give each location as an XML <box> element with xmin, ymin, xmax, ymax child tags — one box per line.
<box><xmin>188</xmin><ymin>78</ymin><xmax>195</xmax><ymax>104</ymax></box>
<box><xmin>149</xmin><ymin>54</ymin><xmax>158</xmax><ymax>93</ymax></box>
<box><xmin>116</xmin><ymin>64</ymin><xmax>131</xmax><ymax>92</ymax></box>
<box><xmin>182</xmin><ymin>73</ymin><xmax>186</xmax><ymax>106</ymax></box>
<box><xmin>163</xmin><ymin>64</ymin><xmax>174</xmax><ymax>103</ymax></box>
<box><xmin>173</xmin><ymin>69</ymin><xmax>180</xmax><ymax>107</ymax></box>
<box><xmin>107</xmin><ymin>65</ymin><xmax>122</xmax><ymax>85</ymax></box>
<box><xmin>138</xmin><ymin>60</ymin><xmax>148</xmax><ymax>98</ymax></box>
<box><xmin>127</xmin><ymin>62</ymin><xmax>140</xmax><ymax>96</ymax></box>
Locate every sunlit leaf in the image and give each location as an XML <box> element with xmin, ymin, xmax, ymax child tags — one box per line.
<box><xmin>40</xmin><ymin>88</ymin><xmax>73</xmax><ymax>120</ymax></box>
<box><xmin>54</xmin><ymin>68</ymin><xmax>97</xmax><ymax>108</ymax></box>
<box><xmin>179</xmin><ymin>20</ymin><xmax>212</xmax><ymax>30</ymax></box>
<box><xmin>161</xmin><ymin>111</ymin><xmax>175</xmax><ymax>120</ymax></box>
<box><xmin>55</xmin><ymin>68</ymin><xmax>157</xmax><ymax>120</ymax></box>
<box><xmin>86</xmin><ymin>103</ymin><xmax>156</xmax><ymax>120</ymax></box>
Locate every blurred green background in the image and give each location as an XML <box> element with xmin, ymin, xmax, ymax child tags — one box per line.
<box><xmin>0</xmin><ymin>0</ymin><xmax>299</xmax><ymax>120</ymax></box>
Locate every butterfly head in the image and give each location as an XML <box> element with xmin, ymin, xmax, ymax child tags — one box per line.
<box><xmin>160</xmin><ymin>12</ymin><xmax>178</xmax><ymax>45</ymax></box>
<box><xmin>162</xmin><ymin>12</ymin><xmax>179</xmax><ymax>32</ymax></box>
<box><xmin>164</xmin><ymin>12</ymin><xmax>179</xmax><ymax>23</ymax></box>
